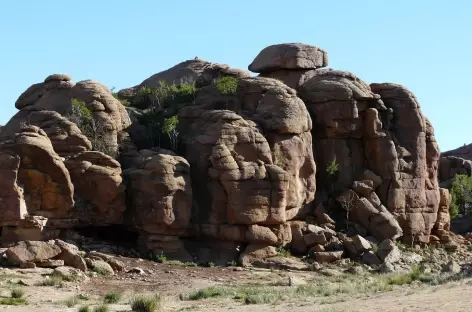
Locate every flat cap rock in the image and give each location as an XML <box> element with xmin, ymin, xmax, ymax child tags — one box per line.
<box><xmin>249</xmin><ymin>43</ymin><xmax>328</xmax><ymax>73</ymax></box>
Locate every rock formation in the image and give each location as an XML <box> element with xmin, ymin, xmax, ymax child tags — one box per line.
<box><xmin>0</xmin><ymin>42</ymin><xmax>455</xmax><ymax>266</ymax></box>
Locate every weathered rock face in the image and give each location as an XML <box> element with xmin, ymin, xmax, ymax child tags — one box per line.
<box><xmin>15</xmin><ymin>74</ymin><xmax>131</xmax><ymax>156</ymax></box>
<box><xmin>0</xmin><ymin>42</ymin><xmax>453</xmax><ymax>265</ymax></box>
<box><xmin>369</xmin><ymin>83</ymin><xmax>440</xmax><ymax>243</ymax></box>
<box><xmin>1</xmin><ymin>109</ymin><xmax>92</xmax><ymax>157</ymax></box>
<box><xmin>253</xmin><ymin>43</ymin><xmax>444</xmax><ymax>243</ymax></box>
<box><xmin>124</xmin><ymin>149</ymin><xmax>192</xmax><ymax>235</ymax></box>
<box><xmin>176</xmin><ymin>76</ymin><xmax>315</xmax><ymax>248</ymax></box>
<box><xmin>64</xmin><ymin>151</ymin><xmax>126</xmax><ymax>224</ymax></box>
<box><xmin>0</xmin><ymin>126</ymin><xmax>74</xmax><ymax>219</ymax></box>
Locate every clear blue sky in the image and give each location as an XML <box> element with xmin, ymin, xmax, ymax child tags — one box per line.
<box><xmin>1</xmin><ymin>1</ymin><xmax>470</xmax><ymax>152</ymax></box>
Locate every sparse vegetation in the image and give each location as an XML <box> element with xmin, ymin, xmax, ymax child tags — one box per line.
<box><xmin>64</xmin><ymin>295</ymin><xmax>80</xmax><ymax>307</ymax></box>
<box><xmin>111</xmin><ymin>88</ymin><xmax>130</xmax><ymax>106</ymax></box>
<box><xmin>0</xmin><ymin>288</ymin><xmax>27</xmax><ymax>305</ymax></box>
<box><xmin>39</xmin><ymin>275</ymin><xmax>65</xmax><ymax>286</ymax></box>
<box><xmin>69</xmin><ymin>98</ymin><xmax>116</xmax><ymax>157</ymax></box>
<box><xmin>10</xmin><ymin>288</ymin><xmax>25</xmax><ymax>299</ymax></box>
<box><xmin>131</xmin><ymin>294</ymin><xmax>161</xmax><ymax>312</ymax></box>
<box><xmin>326</xmin><ymin>158</ymin><xmax>339</xmax><ymax>176</ymax></box>
<box><xmin>215</xmin><ymin>76</ymin><xmax>238</xmax><ymax>95</ymax></box>
<box><xmin>135</xmin><ymin>81</ymin><xmax>195</xmax><ymax>109</ymax></box>
<box><xmin>162</xmin><ymin>115</ymin><xmax>179</xmax><ymax>151</ymax></box>
<box><xmin>78</xmin><ymin>306</ymin><xmax>90</xmax><ymax>312</ymax></box>
<box><xmin>135</xmin><ymin>81</ymin><xmax>195</xmax><ymax>150</ymax></box>
<box><xmin>103</xmin><ymin>291</ymin><xmax>122</xmax><ymax>304</ymax></box>
<box><xmin>450</xmin><ymin>174</ymin><xmax>472</xmax><ymax>217</ymax></box>
<box><xmin>93</xmin><ymin>304</ymin><xmax>110</xmax><ymax>312</ymax></box>
<box><xmin>276</xmin><ymin>245</ymin><xmax>292</xmax><ymax>257</ymax></box>
<box><xmin>180</xmin><ymin>268</ymin><xmax>467</xmax><ymax>305</ymax></box>
<box><xmin>150</xmin><ymin>252</ymin><xmax>167</xmax><ymax>263</ymax></box>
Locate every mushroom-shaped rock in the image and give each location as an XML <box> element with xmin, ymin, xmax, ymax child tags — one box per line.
<box><xmin>248</xmin><ymin>43</ymin><xmax>328</xmax><ymax>73</ymax></box>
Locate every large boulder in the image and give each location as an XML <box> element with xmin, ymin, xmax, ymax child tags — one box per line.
<box><xmin>15</xmin><ymin>74</ymin><xmax>131</xmax><ymax>156</ymax></box>
<box><xmin>64</xmin><ymin>151</ymin><xmax>126</xmax><ymax>223</ymax></box>
<box><xmin>6</xmin><ymin>240</ymin><xmax>61</xmax><ymax>265</ymax></box>
<box><xmin>0</xmin><ymin>126</ymin><xmax>74</xmax><ymax>218</ymax></box>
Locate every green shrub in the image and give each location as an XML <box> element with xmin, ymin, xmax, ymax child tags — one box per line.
<box><xmin>150</xmin><ymin>251</ymin><xmax>167</xmax><ymax>263</ymax></box>
<box><xmin>103</xmin><ymin>291</ymin><xmax>122</xmax><ymax>304</ymax></box>
<box><xmin>216</xmin><ymin>76</ymin><xmax>238</xmax><ymax>95</ymax></box>
<box><xmin>450</xmin><ymin>174</ymin><xmax>472</xmax><ymax>217</ymax></box>
<box><xmin>135</xmin><ymin>82</ymin><xmax>195</xmax><ymax>109</ymax></box>
<box><xmin>326</xmin><ymin>158</ymin><xmax>339</xmax><ymax>176</ymax></box>
<box><xmin>69</xmin><ymin>98</ymin><xmax>116</xmax><ymax>157</ymax></box>
<box><xmin>131</xmin><ymin>294</ymin><xmax>161</xmax><ymax>312</ymax></box>
<box><xmin>72</xmin><ymin>98</ymin><xmax>93</xmax><ymax>118</ymax></box>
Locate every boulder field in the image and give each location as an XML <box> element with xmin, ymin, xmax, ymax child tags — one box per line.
<box><xmin>0</xmin><ymin>43</ymin><xmax>462</xmax><ymax>266</ymax></box>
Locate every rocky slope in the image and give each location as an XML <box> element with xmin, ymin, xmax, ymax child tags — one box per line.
<box><xmin>0</xmin><ymin>42</ymin><xmax>460</xmax><ymax>267</ymax></box>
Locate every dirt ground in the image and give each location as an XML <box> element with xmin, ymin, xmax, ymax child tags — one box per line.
<box><xmin>1</xmin><ymin>256</ymin><xmax>472</xmax><ymax>312</ymax></box>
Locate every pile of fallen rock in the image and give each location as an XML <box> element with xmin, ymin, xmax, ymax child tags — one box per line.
<box><xmin>0</xmin><ymin>240</ymin><xmax>125</xmax><ymax>275</ymax></box>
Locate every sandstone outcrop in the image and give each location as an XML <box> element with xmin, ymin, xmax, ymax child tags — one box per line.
<box><xmin>15</xmin><ymin>74</ymin><xmax>131</xmax><ymax>156</ymax></box>
<box><xmin>0</xmin><ymin>42</ymin><xmax>455</xmax><ymax>266</ymax></box>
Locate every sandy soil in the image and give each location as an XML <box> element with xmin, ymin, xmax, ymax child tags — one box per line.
<box><xmin>0</xmin><ymin>256</ymin><xmax>471</xmax><ymax>312</ymax></box>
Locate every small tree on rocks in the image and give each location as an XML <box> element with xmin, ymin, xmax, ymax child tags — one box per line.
<box><xmin>163</xmin><ymin>115</ymin><xmax>179</xmax><ymax>152</ymax></box>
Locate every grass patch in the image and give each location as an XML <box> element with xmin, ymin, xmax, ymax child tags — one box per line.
<box><xmin>166</xmin><ymin>260</ymin><xmax>197</xmax><ymax>267</ymax></box>
<box><xmin>181</xmin><ymin>286</ymin><xmax>226</xmax><ymax>300</ymax></box>
<box><xmin>78</xmin><ymin>305</ymin><xmax>90</xmax><ymax>312</ymax></box>
<box><xmin>10</xmin><ymin>288</ymin><xmax>25</xmax><ymax>299</ymax></box>
<box><xmin>0</xmin><ymin>297</ymin><xmax>28</xmax><ymax>305</ymax></box>
<box><xmin>103</xmin><ymin>291</ymin><xmax>122</xmax><ymax>304</ymax></box>
<box><xmin>63</xmin><ymin>296</ymin><xmax>80</xmax><ymax>307</ymax></box>
<box><xmin>0</xmin><ymin>288</ymin><xmax>27</xmax><ymax>305</ymax></box>
<box><xmin>131</xmin><ymin>294</ymin><xmax>161</xmax><ymax>312</ymax></box>
<box><xmin>93</xmin><ymin>304</ymin><xmax>109</xmax><ymax>312</ymax></box>
<box><xmin>39</xmin><ymin>275</ymin><xmax>64</xmax><ymax>286</ymax></box>
<box><xmin>180</xmin><ymin>268</ymin><xmax>470</xmax><ymax>305</ymax></box>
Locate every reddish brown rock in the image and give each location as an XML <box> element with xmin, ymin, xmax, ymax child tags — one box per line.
<box><xmin>312</xmin><ymin>251</ymin><xmax>343</xmax><ymax>263</ymax></box>
<box><xmin>124</xmin><ymin>149</ymin><xmax>192</xmax><ymax>235</ymax></box>
<box><xmin>239</xmin><ymin>244</ymin><xmax>277</xmax><ymax>267</ymax></box>
<box><xmin>15</xmin><ymin>75</ymin><xmax>131</xmax><ymax>156</ymax></box>
<box><xmin>6</xmin><ymin>240</ymin><xmax>61</xmax><ymax>265</ymax></box>
<box><xmin>65</xmin><ymin>151</ymin><xmax>126</xmax><ymax>223</ymax></box>
<box><xmin>249</xmin><ymin>43</ymin><xmax>328</xmax><ymax>73</ymax></box>
<box><xmin>0</xmin><ymin>126</ymin><xmax>74</xmax><ymax>218</ymax></box>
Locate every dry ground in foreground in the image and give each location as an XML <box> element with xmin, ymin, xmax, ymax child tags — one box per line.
<box><xmin>0</xmin><ymin>256</ymin><xmax>471</xmax><ymax>312</ymax></box>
